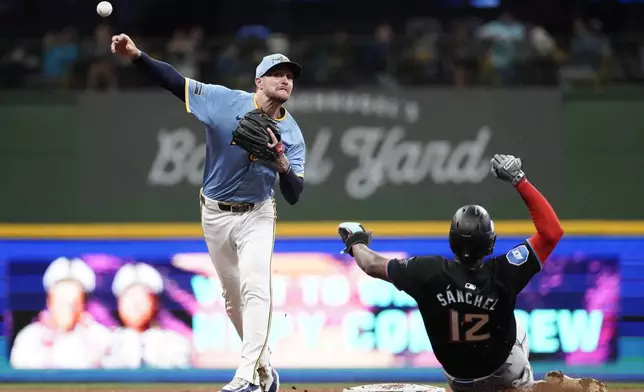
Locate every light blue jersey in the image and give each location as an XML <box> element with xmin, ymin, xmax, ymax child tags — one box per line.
<box><xmin>184</xmin><ymin>78</ymin><xmax>305</xmax><ymax>203</ymax></box>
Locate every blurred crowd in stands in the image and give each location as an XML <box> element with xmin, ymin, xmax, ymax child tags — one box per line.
<box><xmin>1</xmin><ymin>4</ymin><xmax>643</xmax><ymax>91</ymax></box>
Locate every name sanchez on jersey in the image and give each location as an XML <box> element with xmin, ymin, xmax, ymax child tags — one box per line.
<box><xmin>436</xmin><ymin>289</ymin><xmax>498</xmax><ymax>311</ymax></box>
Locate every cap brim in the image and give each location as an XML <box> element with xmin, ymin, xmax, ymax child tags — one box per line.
<box><xmin>264</xmin><ymin>61</ymin><xmax>302</xmax><ymax>79</ymax></box>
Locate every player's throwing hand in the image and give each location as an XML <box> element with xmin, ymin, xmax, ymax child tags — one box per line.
<box><xmin>111</xmin><ymin>34</ymin><xmax>141</xmax><ymax>60</ymax></box>
<box><xmin>490</xmin><ymin>154</ymin><xmax>525</xmax><ymax>185</ymax></box>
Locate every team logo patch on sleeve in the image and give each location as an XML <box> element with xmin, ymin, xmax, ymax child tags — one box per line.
<box><xmin>193</xmin><ymin>82</ymin><xmax>203</xmax><ymax>96</ymax></box>
<box><xmin>506</xmin><ymin>245</ymin><xmax>529</xmax><ymax>266</ymax></box>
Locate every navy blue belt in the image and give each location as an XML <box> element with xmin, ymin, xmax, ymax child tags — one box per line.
<box><xmin>200</xmin><ymin>193</ymin><xmax>254</xmax><ymax>213</ymax></box>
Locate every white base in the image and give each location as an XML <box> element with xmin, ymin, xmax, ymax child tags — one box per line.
<box><xmin>343</xmin><ymin>384</ymin><xmax>446</xmax><ymax>392</ymax></box>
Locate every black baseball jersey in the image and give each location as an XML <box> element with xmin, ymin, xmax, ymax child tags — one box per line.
<box><xmin>386</xmin><ymin>240</ymin><xmax>541</xmax><ymax>379</ymax></box>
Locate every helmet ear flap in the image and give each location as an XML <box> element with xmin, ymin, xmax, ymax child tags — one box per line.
<box><xmin>486</xmin><ymin>233</ymin><xmax>497</xmax><ymax>256</ymax></box>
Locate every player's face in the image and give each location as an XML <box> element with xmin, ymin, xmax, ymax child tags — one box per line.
<box><xmin>118</xmin><ymin>284</ymin><xmax>157</xmax><ymax>331</ymax></box>
<box><xmin>47</xmin><ymin>280</ymin><xmax>85</xmax><ymax>331</ymax></box>
<box><xmin>259</xmin><ymin>66</ymin><xmax>294</xmax><ymax>103</ymax></box>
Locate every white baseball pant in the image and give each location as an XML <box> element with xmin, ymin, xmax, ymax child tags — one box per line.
<box><xmin>444</xmin><ymin>317</ymin><xmax>535</xmax><ymax>392</ymax></box>
<box><xmin>200</xmin><ymin>192</ymin><xmax>275</xmax><ymax>385</ymax></box>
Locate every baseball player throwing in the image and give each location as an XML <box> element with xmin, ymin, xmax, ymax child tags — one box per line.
<box><xmin>337</xmin><ymin>154</ymin><xmax>607</xmax><ymax>392</ymax></box>
<box><xmin>112</xmin><ymin>34</ymin><xmax>306</xmax><ymax>392</ymax></box>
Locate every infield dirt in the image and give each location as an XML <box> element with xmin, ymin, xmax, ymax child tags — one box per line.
<box><xmin>4</xmin><ymin>386</ymin><xmax>636</xmax><ymax>392</ymax></box>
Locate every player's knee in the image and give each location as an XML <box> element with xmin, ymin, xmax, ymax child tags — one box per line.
<box><xmin>240</xmin><ymin>277</ymin><xmax>270</xmax><ymax>300</ymax></box>
<box><xmin>222</xmin><ymin>290</ymin><xmax>242</xmax><ymax>307</ymax></box>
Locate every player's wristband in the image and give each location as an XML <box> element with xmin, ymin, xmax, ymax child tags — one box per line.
<box><xmin>513</xmin><ymin>174</ymin><xmax>527</xmax><ymax>187</ymax></box>
<box><xmin>280</xmin><ymin>165</ymin><xmax>292</xmax><ymax>175</ymax></box>
<box><xmin>344</xmin><ymin>232</ymin><xmax>371</xmax><ymax>256</ymax></box>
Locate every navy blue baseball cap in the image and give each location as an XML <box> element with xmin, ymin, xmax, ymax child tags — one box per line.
<box><xmin>255</xmin><ymin>53</ymin><xmax>302</xmax><ymax>79</ymax></box>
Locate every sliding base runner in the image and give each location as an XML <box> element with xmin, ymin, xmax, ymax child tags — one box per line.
<box><xmin>344</xmin><ymin>384</ymin><xmax>446</xmax><ymax>392</ymax></box>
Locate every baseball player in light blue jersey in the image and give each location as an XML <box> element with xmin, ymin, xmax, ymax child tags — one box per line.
<box><xmin>112</xmin><ymin>33</ymin><xmax>306</xmax><ymax>392</ymax></box>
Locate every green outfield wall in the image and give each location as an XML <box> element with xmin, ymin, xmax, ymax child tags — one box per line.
<box><xmin>1</xmin><ymin>88</ymin><xmax>642</xmax><ymax>223</ymax></box>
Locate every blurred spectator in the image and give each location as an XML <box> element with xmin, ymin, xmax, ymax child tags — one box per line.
<box><xmin>367</xmin><ymin>23</ymin><xmax>398</xmax><ymax>87</ymax></box>
<box><xmin>166</xmin><ymin>26</ymin><xmax>203</xmax><ymax>80</ymax></box>
<box><xmin>445</xmin><ymin>21</ymin><xmax>478</xmax><ymax>88</ymax></box>
<box><xmin>559</xmin><ymin>18</ymin><xmax>612</xmax><ymax>88</ymax></box>
<box><xmin>476</xmin><ymin>11</ymin><xmax>525</xmax><ymax>85</ymax></box>
<box><xmin>400</xmin><ymin>18</ymin><xmax>442</xmax><ymax>84</ymax></box>
<box><xmin>222</xmin><ymin>24</ymin><xmax>270</xmax><ymax>89</ymax></box>
<box><xmin>526</xmin><ymin>24</ymin><xmax>564</xmax><ymax>85</ymax></box>
<box><xmin>86</xmin><ymin>24</ymin><xmax>118</xmax><ymax>91</ymax></box>
<box><xmin>236</xmin><ymin>25</ymin><xmax>271</xmax><ymax>65</ymax></box>
<box><xmin>41</xmin><ymin>27</ymin><xmax>79</xmax><ymax>89</ymax></box>
<box><xmin>215</xmin><ymin>42</ymin><xmax>245</xmax><ymax>87</ymax></box>
<box><xmin>267</xmin><ymin>33</ymin><xmax>290</xmax><ymax>55</ymax></box>
<box><xmin>611</xmin><ymin>27</ymin><xmax>644</xmax><ymax>82</ymax></box>
<box><xmin>0</xmin><ymin>44</ymin><xmax>39</xmax><ymax>88</ymax></box>
<box><xmin>0</xmin><ymin>7</ymin><xmax>640</xmax><ymax>91</ymax></box>
<box><xmin>324</xmin><ymin>28</ymin><xmax>356</xmax><ymax>86</ymax></box>
<box><xmin>237</xmin><ymin>25</ymin><xmax>271</xmax><ymax>41</ymax></box>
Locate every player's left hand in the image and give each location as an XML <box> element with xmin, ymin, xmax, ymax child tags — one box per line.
<box><xmin>490</xmin><ymin>154</ymin><xmax>525</xmax><ymax>186</ymax></box>
<box><xmin>338</xmin><ymin>222</ymin><xmax>372</xmax><ymax>256</ymax></box>
<box><xmin>232</xmin><ymin>109</ymin><xmax>284</xmax><ymax>162</ymax></box>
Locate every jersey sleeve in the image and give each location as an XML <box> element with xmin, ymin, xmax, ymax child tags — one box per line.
<box><xmin>491</xmin><ymin>240</ymin><xmax>542</xmax><ymax>294</ymax></box>
<box><xmin>286</xmin><ymin>132</ymin><xmax>305</xmax><ymax>177</ymax></box>
<box><xmin>184</xmin><ymin>78</ymin><xmax>230</xmax><ymax>125</ymax></box>
<box><xmin>386</xmin><ymin>256</ymin><xmax>440</xmax><ymax>296</ymax></box>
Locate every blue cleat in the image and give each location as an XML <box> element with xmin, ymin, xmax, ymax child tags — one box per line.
<box><xmin>220</xmin><ymin>378</ymin><xmax>261</xmax><ymax>392</ymax></box>
<box><xmin>259</xmin><ymin>366</ymin><xmax>280</xmax><ymax>392</ymax></box>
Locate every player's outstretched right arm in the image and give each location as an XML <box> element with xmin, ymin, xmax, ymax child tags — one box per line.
<box><xmin>111</xmin><ymin>34</ymin><xmax>184</xmax><ymax>101</ymax></box>
<box><xmin>112</xmin><ymin>34</ymin><xmax>228</xmax><ymax>125</ymax></box>
<box><xmin>491</xmin><ymin>154</ymin><xmax>564</xmax><ymax>263</ymax></box>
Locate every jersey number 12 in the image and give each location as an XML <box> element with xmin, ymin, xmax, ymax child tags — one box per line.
<box><xmin>449</xmin><ymin>310</ymin><xmax>491</xmax><ymax>342</ymax></box>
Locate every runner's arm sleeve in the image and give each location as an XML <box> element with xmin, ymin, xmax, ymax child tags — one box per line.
<box><xmin>515</xmin><ymin>178</ymin><xmax>564</xmax><ymax>263</ymax></box>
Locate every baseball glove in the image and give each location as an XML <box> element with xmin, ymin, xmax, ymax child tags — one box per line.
<box><xmin>232</xmin><ymin>109</ymin><xmax>285</xmax><ymax>162</ymax></box>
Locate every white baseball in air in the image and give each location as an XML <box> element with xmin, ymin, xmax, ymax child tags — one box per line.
<box><xmin>96</xmin><ymin>1</ymin><xmax>113</xmax><ymax>17</ymax></box>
